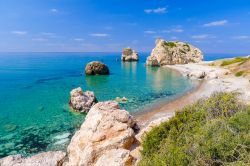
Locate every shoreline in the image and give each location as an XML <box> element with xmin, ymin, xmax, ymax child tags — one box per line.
<box><xmin>130</xmin><ymin>61</ymin><xmax>250</xmax><ymax>160</ymax></box>
<box><xmin>134</xmin><ymin>79</ymin><xmax>205</xmax><ymax>126</ymax></box>
<box><xmin>136</xmin><ymin>61</ymin><xmax>250</xmax><ymax>127</ymax></box>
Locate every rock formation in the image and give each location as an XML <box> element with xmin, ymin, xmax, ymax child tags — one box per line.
<box><xmin>0</xmin><ymin>151</ymin><xmax>65</xmax><ymax>166</ymax></box>
<box><xmin>121</xmin><ymin>48</ymin><xmax>139</xmax><ymax>62</ymax></box>
<box><xmin>1</xmin><ymin>101</ymin><xmax>139</xmax><ymax>166</ymax></box>
<box><xmin>64</xmin><ymin>101</ymin><xmax>137</xmax><ymax>166</ymax></box>
<box><xmin>85</xmin><ymin>61</ymin><xmax>109</xmax><ymax>75</ymax></box>
<box><xmin>69</xmin><ymin>87</ymin><xmax>97</xmax><ymax>113</ymax></box>
<box><xmin>146</xmin><ymin>39</ymin><xmax>203</xmax><ymax>66</ymax></box>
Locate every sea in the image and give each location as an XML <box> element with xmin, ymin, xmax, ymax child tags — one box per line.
<box><xmin>0</xmin><ymin>52</ymin><xmax>244</xmax><ymax>157</ymax></box>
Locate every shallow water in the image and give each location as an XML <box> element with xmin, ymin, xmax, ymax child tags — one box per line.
<box><xmin>0</xmin><ymin>52</ymin><xmax>197</xmax><ymax>157</ymax></box>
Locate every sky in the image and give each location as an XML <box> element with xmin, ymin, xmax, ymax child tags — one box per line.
<box><xmin>0</xmin><ymin>0</ymin><xmax>250</xmax><ymax>53</ymax></box>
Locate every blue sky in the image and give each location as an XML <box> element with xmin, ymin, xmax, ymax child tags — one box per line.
<box><xmin>0</xmin><ymin>0</ymin><xmax>250</xmax><ymax>53</ymax></box>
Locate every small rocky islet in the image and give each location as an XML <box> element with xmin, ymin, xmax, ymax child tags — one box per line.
<box><xmin>121</xmin><ymin>47</ymin><xmax>139</xmax><ymax>62</ymax></box>
<box><xmin>85</xmin><ymin>61</ymin><xmax>110</xmax><ymax>75</ymax></box>
<box><xmin>0</xmin><ymin>39</ymin><xmax>204</xmax><ymax>165</ymax></box>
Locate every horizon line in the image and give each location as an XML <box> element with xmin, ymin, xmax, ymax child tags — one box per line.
<box><xmin>0</xmin><ymin>51</ymin><xmax>249</xmax><ymax>55</ymax></box>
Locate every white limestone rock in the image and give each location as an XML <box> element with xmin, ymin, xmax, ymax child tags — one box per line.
<box><xmin>69</xmin><ymin>87</ymin><xmax>97</xmax><ymax>113</ymax></box>
<box><xmin>0</xmin><ymin>151</ymin><xmax>66</xmax><ymax>166</ymax></box>
<box><xmin>146</xmin><ymin>39</ymin><xmax>203</xmax><ymax>66</ymax></box>
<box><xmin>121</xmin><ymin>48</ymin><xmax>139</xmax><ymax>61</ymax></box>
<box><xmin>64</xmin><ymin>101</ymin><xmax>137</xmax><ymax>166</ymax></box>
<box><xmin>95</xmin><ymin>149</ymin><xmax>133</xmax><ymax>166</ymax></box>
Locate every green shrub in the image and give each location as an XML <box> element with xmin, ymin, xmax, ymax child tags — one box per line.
<box><xmin>139</xmin><ymin>92</ymin><xmax>249</xmax><ymax>166</ymax></box>
<box><xmin>235</xmin><ymin>70</ymin><xmax>245</xmax><ymax>77</ymax></box>
<box><xmin>221</xmin><ymin>57</ymin><xmax>250</xmax><ymax>66</ymax></box>
<box><xmin>163</xmin><ymin>41</ymin><xmax>177</xmax><ymax>48</ymax></box>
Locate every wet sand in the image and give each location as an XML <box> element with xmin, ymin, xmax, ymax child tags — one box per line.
<box><xmin>135</xmin><ymin>80</ymin><xmax>205</xmax><ymax>126</ymax></box>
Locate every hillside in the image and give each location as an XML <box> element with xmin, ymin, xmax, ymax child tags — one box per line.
<box><xmin>138</xmin><ymin>92</ymin><xmax>250</xmax><ymax>166</ymax></box>
<box><xmin>210</xmin><ymin>56</ymin><xmax>250</xmax><ymax>79</ymax></box>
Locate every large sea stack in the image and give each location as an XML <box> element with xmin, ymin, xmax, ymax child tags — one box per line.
<box><xmin>85</xmin><ymin>61</ymin><xmax>109</xmax><ymax>75</ymax></box>
<box><xmin>146</xmin><ymin>39</ymin><xmax>203</xmax><ymax>66</ymax></box>
<box><xmin>121</xmin><ymin>48</ymin><xmax>139</xmax><ymax>61</ymax></box>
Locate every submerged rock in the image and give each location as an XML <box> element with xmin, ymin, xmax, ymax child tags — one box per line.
<box><xmin>146</xmin><ymin>39</ymin><xmax>203</xmax><ymax>66</ymax></box>
<box><xmin>3</xmin><ymin>124</ymin><xmax>17</xmax><ymax>132</ymax></box>
<box><xmin>65</xmin><ymin>101</ymin><xmax>137</xmax><ymax>166</ymax></box>
<box><xmin>38</xmin><ymin>106</ymin><xmax>44</xmax><ymax>111</ymax></box>
<box><xmin>115</xmin><ymin>97</ymin><xmax>128</xmax><ymax>103</ymax></box>
<box><xmin>121</xmin><ymin>48</ymin><xmax>139</xmax><ymax>61</ymax></box>
<box><xmin>69</xmin><ymin>87</ymin><xmax>97</xmax><ymax>113</ymax></box>
<box><xmin>0</xmin><ymin>151</ymin><xmax>66</xmax><ymax>166</ymax></box>
<box><xmin>85</xmin><ymin>61</ymin><xmax>109</xmax><ymax>75</ymax></box>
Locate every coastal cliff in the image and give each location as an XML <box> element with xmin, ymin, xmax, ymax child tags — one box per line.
<box><xmin>146</xmin><ymin>39</ymin><xmax>203</xmax><ymax>66</ymax></box>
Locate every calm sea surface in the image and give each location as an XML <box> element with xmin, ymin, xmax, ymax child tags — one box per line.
<box><xmin>0</xmin><ymin>52</ymin><xmax>240</xmax><ymax>157</ymax></box>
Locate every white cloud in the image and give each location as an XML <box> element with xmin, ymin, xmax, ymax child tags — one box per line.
<box><xmin>73</xmin><ymin>38</ymin><xmax>85</xmax><ymax>41</ymax></box>
<box><xmin>153</xmin><ymin>35</ymin><xmax>162</xmax><ymax>39</ymax></box>
<box><xmin>232</xmin><ymin>35</ymin><xmax>250</xmax><ymax>40</ymax></box>
<box><xmin>170</xmin><ymin>36</ymin><xmax>178</xmax><ymax>40</ymax></box>
<box><xmin>41</xmin><ymin>32</ymin><xmax>56</xmax><ymax>37</ymax></box>
<box><xmin>191</xmin><ymin>34</ymin><xmax>216</xmax><ymax>39</ymax></box>
<box><xmin>171</xmin><ymin>28</ymin><xmax>184</xmax><ymax>33</ymax></box>
<box><xmin>90</xmin><ymin>33</ymin><xmax>109</xmax><ymax>37</ymax></box>
<box><xmin>203</xmin><ymin>20</ymin><xmax>228</xmax><ymax>27</ymax></box>
<box><xmin>144</xmin><ymin>30</ymin><xmax>156</xmax><ymax>34</ymax></box>
<box><xmin>11</xmin><ymin>31</ymin><xmax>27</xmax><ymax>35</ymax></box>
<box><xmin>163</xmin><ymin>28</ymin><xmax>184</xmax><ymax>33</ymax></box>
<box><xmin>145</xmin><ymin>7</ymin><xmax>167</xmax><ymax>14</ymax></box>
<box><xmin>50</xmin><ymin>8</ymin><xmax>59</xmax><ymax>13</ymax></box>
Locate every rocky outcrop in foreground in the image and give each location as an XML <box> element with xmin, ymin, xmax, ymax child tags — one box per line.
<box><xmin>1</xmin><ymin>101</ymin><xmax>139</xmax><ymax>166</ymax></box>
<box><xmin>69</xmin><ymin>87</ymin><xmax>97</xmax><ymax>113</ymax></box>
<box><xmin>121</xmin><ymin>48</ymin><xmax>139</xmax><ymax>62</ymax></box>
<box><xmin>85</xmin><ymin>61</ymin><xmax>109</xmax><ymax>75</ymax></box>
<box><xmin>146</xmin><ymin>39</ymin><xmax>203</xmax><ymax>66</ymax></box>
<box><xmin>0</xmin><ymin>151</ymin><xmax>65</xmax><ymax>166</ymax></box>
<box><xmin>64</xmin><ymin>101</ymin><xmax>138</xmax><ymax>166</ymax></box>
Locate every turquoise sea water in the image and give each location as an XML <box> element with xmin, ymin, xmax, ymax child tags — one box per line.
<box><xmin>0</xmin><ymin>52</ymin><xmax>220</xmax><ymax>157</ymax></box>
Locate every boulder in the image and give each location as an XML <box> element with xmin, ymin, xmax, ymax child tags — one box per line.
<box><xmin>95</xmin><ymin>149</ymin><xmax>133</xmax><ymax>166</ymax></box>
<box><xmin>69</xmin><ymin>87</ymin><xmax>97</xmax><ymax>113</ymax></box>
<box><xmin>64</xmin><ymin>101</ymin><xmax>137</xmax><ymax>166</ymax></box>
<box><xmin>187</xmin><ymin>71</ymin><xmax>207</xmax><ymax>79</ymax></box>
<box><xmin>146</xmin><ymin>39</ymin><xmax>203</xmax><ymax>66</ymax></box>
<box><xmin>85</xmin><ymin>61</ymin><xmax>109</xmax><ymax>75</ymax></box>
<box><xmin>0</xmin><ymin>151</ymin><xmax>66</xmax><ymax>166</ymax></box>
<box><xmin>121</xmin><ymin>48</ymin><xmax>139</xmax><ymax>61</ymax></box>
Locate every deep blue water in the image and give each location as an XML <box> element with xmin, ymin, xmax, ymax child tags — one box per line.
<box><xmin>0</xmin><ymin>52</ymin><xmax>239</xmax><ymax>157</ymax></box>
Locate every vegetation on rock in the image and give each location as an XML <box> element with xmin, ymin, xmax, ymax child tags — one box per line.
<box><xmin>139</xmin><ymin>92</ymin><xmax>250</xmax><ymax>166</ymax></box>
<box><xmin>122</xmin><ymin>48</ymin><xmax>133</xmax><ymax>56</ymax></box>
<box><xmin>235</xmin><ymin>70</ymin><xmax>246</xmax><ymax>77</ymax></box>
<box><xmin>221</xmin><ymin>57</ymin><xmax>250</xmax><ymax>66</ymax></box>
<box><xmin>162</xmin><ymin>41</ymin><xmax>177</xmax><ymax>48</ymax></box>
